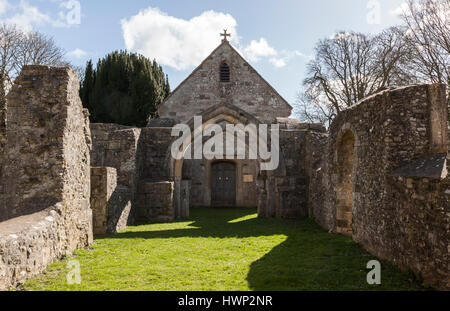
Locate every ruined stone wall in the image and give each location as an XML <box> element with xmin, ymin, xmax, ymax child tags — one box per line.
<box><xmin>388</xmin><ymin>163</ymin><xmax>449</xmax><ymax>290</ymax></box>
<box><xmin>272</xmin><ymin>130</ymin><xmax>309</xmax><ymax>218</ymax></box>
<box><xmin>305</xmin><ymin>130</ymin><xmax>329</xmax><ymax>227</ymax></box>
<box><xmin>0</xmin><ymin>65</ymin><xmax>93</xmax><ymax>289</ymax></box>
<box><xmin>91</xmin><ymin>167</ymin><xmax>115</xmax><ymax>234</ymax></box>
<box><xmin>138</xmin><ymin>127</ymin><xmax>174</xmax><ymax>181</ymax></box>
<box><xmin>137</xmin><ymin>181</ymin><xmax>174</xmax><ymax>222</ymax></box>
<box><xmin>317</xmin><ymin>84</ymin><xmax>449</xmax><ymax>289</ymax></box>
<box><xmin>90</xmin><ymin>167</ymin><xmax>131</xmax><ymax>234</ymax></box>
<box><xmin>90</xmin><ymin>124</ymin><xmax>141</xmax><ymax>226</ymax></box>
<box><xmin>91</xmin><ymin>124</ymin><xmax>141</xmax><ymax>188</ymax></box>
<box><xmin>158</xmin><ymin>41</ymin><xmax>292</xmax><ymax>124</ymax></box>
<box><xmin>0</xmin><ymin>100</ymin><xmax>5</xmax><ymax>219</ymax></box>
<box><xmin>327</xmin><ymin>84</ymin><xmax>447</xmax><ymax>241</ymax></box>
<box><xmin>265</xmin><ymin>124</ymin><xmax>327</xmax><ymax>219</ymax></box>
<box><xmin>90</xmin><ymin>125</ymin><xmax>177</xmax><ymax>224</ymax></box>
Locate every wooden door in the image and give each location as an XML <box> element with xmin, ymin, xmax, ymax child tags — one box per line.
<box><xmin>211</xmin><ymin>162</ymin><xmax>236</xmax><ymax>207</ymax></box>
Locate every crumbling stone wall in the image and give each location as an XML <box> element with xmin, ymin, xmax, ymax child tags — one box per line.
<box><xmin>0</xmin><ymin>65</ymin><xmax>93</xmax><ymax>289</ymax></box>
<box><xmin>137</xmin><ymin>181</ymin><xmax>174</xmax><ymax>222</ymax></box>
<box><xmin>137</xmin><ymin>127</ymin><xmax>183</xmax><ymax>221</ymax></box>
<box><xmin>267</xmin><ymin>122</ymin><xmax>327</xmax><ymax>219</ymax></box>
<box><xmin>91</xmin><ymin>167</ymin><xmax>131</xmax><ymax>234</ymax></box>
<box><xmin>90</xmin><ymin>124</ymin><xmax>141</xmax><ymax>226</ymax></box>
<box><xmin>0</xmin><ymin>100</ymin><xmax>5</xmax><ymax>218</ymax></box>
<box><xmin>138</xmin><ymin>127</ymin><xmax>174</xmax><ymax>181</ymax></box>
<box><xmin>314</xmin><ymin>84</ymin><xmax>449</xmax><ymax>290</ymax></box>
<box><xmin>91</xmin><ymin>167</ymin><xmax>114</xmax><ymax>234</ymax></box>
<box><xmin>91</xmin><ymin>125</ymin><xmax>176</xmax><ymax>223</ymax></box>
<box><xmin>304</xmin><ymin>130</ymin><xmax>329</xmax><ymax>228</ymax></box>
<box><xmin>91</xmin><ymin>124</ymin><xmax>141</xmax><ymax>189</ymax></box>
<box><xmin>272</xmin><ymin>130</ymin><xmax>308</xmax><ymax>218</ymax></box>
<box><xmin>2</xmin><ymin>66</ymin><xmax>92</xmax><ymax>222</ymax></box>
<box><xmin>388</xmin><ymin>159</ymin><xmax>449</xmax><ymax>290</ymax></box>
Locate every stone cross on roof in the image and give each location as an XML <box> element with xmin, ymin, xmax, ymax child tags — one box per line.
<box><xmin>221</xmin><ymin>29</ymin><xmax>231</xmax><ymax>42</ymax></box>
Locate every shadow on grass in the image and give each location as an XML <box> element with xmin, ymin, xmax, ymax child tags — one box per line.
<box><xmin>96</xmin><ymin>207</ymin><xmax>423</xmax><ymax>291</ymax></box>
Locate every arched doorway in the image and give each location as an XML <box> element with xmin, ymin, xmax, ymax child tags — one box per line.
<box><xmin>211</xmin><ymin>161</ymin><xmax>236</xmax><ymax>207</ymax></box>
<box><xmin>336</xmin><ymin>130</ymin><xmax>356</xmax><ymax>236</ymax></box>
<box><xmin>168</xmin><ymin>104</ymin><xmax>283</xmax><ymax>218</ymax></box>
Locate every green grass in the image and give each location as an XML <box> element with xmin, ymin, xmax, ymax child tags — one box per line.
<box><xmin>23</xmin><ymin>207</ymin><xmax>423</xmax><ymax>291</ymax></box>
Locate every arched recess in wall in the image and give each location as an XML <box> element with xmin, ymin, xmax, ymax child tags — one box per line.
<box><xmin>335</xmin><ymin>128</ymin><xmax>357</xmax><ymax>236</ymax></box>
<box><xmin>168</xmin><ymin>104</ymin><xmax>282</xmax><ymax>217</ymax></box>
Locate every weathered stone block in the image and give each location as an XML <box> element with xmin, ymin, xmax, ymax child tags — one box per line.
<box><xmin>137</xmin><ymin>181</ymin><xmax>174</xmax><ymax>223</ymax></box>
<box><xmin>90</xmin><ymin>167</ymin><xmax>132</xmax><ymax>235</ymax></box>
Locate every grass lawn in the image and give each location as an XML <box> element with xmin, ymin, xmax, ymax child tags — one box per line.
<box><xmin>23</xmin><ymin>207</ymin><xmax>424</xmax><ymax>291</ymax></box>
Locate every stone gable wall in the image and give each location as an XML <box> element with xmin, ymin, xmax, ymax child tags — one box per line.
<box><xmin>158</xmin><ymin>42</ymin><xmax>292</xmax><ymax>124</ymax></box>
<box><xmin>0</xmin><ymin>65</ymin><xmax>93</xmax><ymax>289</ymax></box>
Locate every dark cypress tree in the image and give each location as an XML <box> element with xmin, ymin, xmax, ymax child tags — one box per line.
<box><xmin>80</xmin><ymin>60</ymin><xmax>95</xmax><ymax>117</ymax></box>
<box><xmin>80</xmin><ymin>51</ymin><xmax>170</xmax><ymax>127</ymax></box>
<box><xmin>164</xmin><ymin>74</ymin><xmax>171</xmax><ymax>98</ymax></box>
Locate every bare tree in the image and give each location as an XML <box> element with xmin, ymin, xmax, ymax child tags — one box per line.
<box><xmin>296</xmin><ymin>29</ymin><xmax>413</xmax><ymax>124</ymax></box>
<box><xmin>0</xmin><ymin>23</ymin><xmax>68</xmax><ymax>107</ymax></box>
<box><xmin>72</xmin><ymin>65</ymin><xmax>85</xmax><ymax>85</ymax></box>
<box><xmin>0</xmin><ymin>23</ymin><xmax>21</xmax><ymax>108</ymax></box>
<box><xmin>14</xmin><ymin>31</ymin><xmax>67</xmax><ymax>72</ymax></box>
<box><xmin>401</xmin><ymin>0</ymin><xmax>450</xmax><ymax>84</ymax></box>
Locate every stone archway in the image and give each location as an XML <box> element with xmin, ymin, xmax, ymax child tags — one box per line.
<box><xmin>336</xmin><ymin>129</ymin><xmax>356</xmax><ymax>236</ymax></box>
<box><xmin>168</xmin><ymin>104</ymin><xmax>276</xmax><ymax>218</ymax></box>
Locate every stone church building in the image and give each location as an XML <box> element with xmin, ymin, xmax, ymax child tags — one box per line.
<box><xmin>0</xmin><ymin>33</ymin><xmax>448</xmax><ymax>290</ymax></box>
<box><xmin>157</xmin><ymin>33</ymin><xmax>292</xmax><ymax>209</ymax></box>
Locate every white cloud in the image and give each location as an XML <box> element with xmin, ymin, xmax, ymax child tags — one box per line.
<box><xmin>67</xmin><ymin>48</ymin><xmax>88</xmax><ymax>59</ymax></box>
<box><xmin>0</xmin><ymin>0</ymin><xmax>11</xmax><ymax>15</ymax></box>
<box><xmin>2</xmin><ymin>0</ymin><xmax>80</xmax><ymax>31</ymax></box>
<box><xmin>243</xmin><ymin>38</ymin><xmax>277</xmax><ymax>62</ymax></box>
<box><xmin>389</xmin><ymin>2</ymin><xmax>409</xmax><ymax>17</ymax></box>
<box><xmin>329</xmin><ymin>32</ymin><xmax>354</xmax><ymax>40</ymax></box>
<box><xmin>267</xmin><ymin>50</ymin><xmax>312</xmax><ymax>69</ymax></box>
<box><xmin>269</xmin><ymin>58</ymin><xmax>286</xmax><ymax>68</ymax></box>
<box><xmin>121</xmin><ymin>7</ymin><xmax>308</xmax><ymax>71</ymax></box>
<box><xmin>121</xmin><ymin>7</ymin><xmax>239</xmax><ymax>70</ymax></box>
<box><xmin>5</xmin><ymin>0</ymin><xmax>51</xmax><ymax>32</ymax></box>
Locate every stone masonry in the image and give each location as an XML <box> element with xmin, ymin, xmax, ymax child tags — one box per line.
<box><xmin>91</xmin><ymin>167</ymin><xmax>117</xmax><ymax>234</ymax></box>
<box><xmin>137</xmin><ymin>181</ymin><xmax>174</xmax><ymax>223</ymax></box>
<box><xmin>0</xmin><ymin>39</ymin><xmax>448</xmax><ymax>291</ymax></box>
<box><xmin>310</xmin><ymin>84</ymin><xmax>449</xmax><ymax>290</ymax></box>
<box><xmin>0</xmin><ymin>66</ymin><xmax>93</xmax><ymax>289</ymax></box>
<box><xmin>90</xmin><ymin>166</ymin><xmax>132</xmax><ymax>234</ymax></box>
<box><xmin>158</xmin><ymin>40</ymin><xmax>292</xmax><ymax>124</ymax></box>
<box><xmin>88</xmin><ymin>41</ymin><xmax>448</xmax><ymax>290</ymax></box>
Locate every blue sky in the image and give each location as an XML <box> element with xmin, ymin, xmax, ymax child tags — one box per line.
<box><xmin>0</xmin><ymin>0</ymin><xmax>407</xmax><ymax>104</ymax></box>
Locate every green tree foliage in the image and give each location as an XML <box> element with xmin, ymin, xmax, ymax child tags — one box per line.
<box><xmin>80</xmin><ymin>51</ymin><xmax>170</xmax><ymax>127</ymax></box>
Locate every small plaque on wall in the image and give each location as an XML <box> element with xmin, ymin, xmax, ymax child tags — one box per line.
<box><xmin>243</xmin><ymin>175</ymin><xmax>254</xmax><ymax>183</ymax></box>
